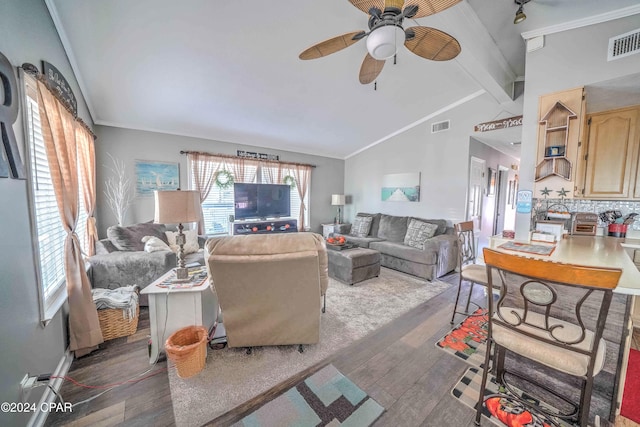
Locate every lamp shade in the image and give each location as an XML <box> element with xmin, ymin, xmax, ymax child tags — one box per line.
<box><xmin>331</xmin><ymin>194</ymin><xmax>345</xmax><ymax>206</ymax></box>
<box><xmin>154</xmin><ymin>190</ymin><xmax>201</xmax><ymax>224</ymax></box>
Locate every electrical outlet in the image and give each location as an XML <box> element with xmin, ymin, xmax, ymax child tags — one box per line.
<box><xmin>20</xmin><ymin>374</ymin><xmax>37</xmax><ymax>402</ymax></box>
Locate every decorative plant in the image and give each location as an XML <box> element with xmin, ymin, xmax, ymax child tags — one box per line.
<box><xmin>104</xmin><ymin>153</ymin><xmax>133</xmax><ymax>226</ymax></box>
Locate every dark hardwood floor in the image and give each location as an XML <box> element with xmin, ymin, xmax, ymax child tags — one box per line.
<box><xmin>45</xmin><ymin>271</ymin><xmax>639</xmax><ymax>427</ymax></box>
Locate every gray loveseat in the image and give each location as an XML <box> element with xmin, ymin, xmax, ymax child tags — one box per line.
<box><xmin>88</xmin><ymin>222</ymin><xmax>205</xmax><ymax>303</ymax></box>
<box><xmin>332</xmin><ymin>213</ymin><xmax>457</xmax><ymax>281</ymax></box>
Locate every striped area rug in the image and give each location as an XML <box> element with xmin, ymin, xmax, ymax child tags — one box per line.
<box><xmin>234</xmin><ymin>364</ymin><xmax>384</xmax><ymax>426</ymax></box>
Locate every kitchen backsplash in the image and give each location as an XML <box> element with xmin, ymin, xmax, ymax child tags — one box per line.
<box><xmin>533</xmin><ymin>198</ymin><xmax>640</xmax><ymax>230</ymax></box>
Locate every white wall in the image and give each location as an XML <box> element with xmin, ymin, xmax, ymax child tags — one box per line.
<box><xmin>344</xmin><ymin>92</ymin><xmax>516</xmax><ymax>225</ymax></box>
<box><xmin>94</xmin><ymin>126</ymin><xmax>345</xmax><ymax>237</ymax></box>
<box><xmin>516</xmin><ymin>15</ymin><xmax>640</xmax><ymax>239</ymax></box>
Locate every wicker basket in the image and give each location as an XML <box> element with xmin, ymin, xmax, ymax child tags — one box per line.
<box><xmin>165</xmin><ymin>325</ymin><xmax>208</xmax><ymax>378</ymax></box>
<box><xmin>98</xmin><ymin>306</ymin><xmax>139</xmax><ymax>341</ymax></box>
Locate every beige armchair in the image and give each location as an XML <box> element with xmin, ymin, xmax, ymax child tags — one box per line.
<box><xmin>205</xmin><ymin>232</ymin><xmax>329</xmax><ymax>349</ymax></box>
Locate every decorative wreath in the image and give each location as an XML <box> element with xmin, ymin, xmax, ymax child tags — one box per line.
<box><xmin>214</xmin><ymin>170</ymin><xmax>234</xmax><ymax>189</ymax></box>
<box><xmin>283</xmin><ymin>175</ymin><xmax>296</xmax><ymax>188</ymax></box>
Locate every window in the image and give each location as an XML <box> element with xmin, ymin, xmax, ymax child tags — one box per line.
<box><xmin>190</xmin><ymin>158</ymin><xmax>309</xmax><ymax>234</ymax></box>
<box><xmin>23</xmin><ymin>73</ymin><xmax>89</xmax><ymax>323</ymax></box>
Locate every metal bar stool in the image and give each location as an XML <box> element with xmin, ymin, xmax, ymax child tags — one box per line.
<box><xmin>450</xmin><ymin>221</ymin><xmax>489</xmax><ymax>324</ymax></box>
<box><xmin>475</xmin><ymin>248</ymin><xmax>620</xmax><ymax>427</ymax></box>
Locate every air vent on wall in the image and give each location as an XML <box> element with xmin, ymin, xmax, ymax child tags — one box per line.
<box><xmin>608</xmin><ymin>28</ymin><xmax>640</xmax><ymax>61</ymax></box>
<box><xmin>431</xmin><ymin>120</ymin><xmax>450</xmax><ymax>133</ymax></box>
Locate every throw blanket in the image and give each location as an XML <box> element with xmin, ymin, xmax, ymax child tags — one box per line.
<box><xmin>92</xmin><ymin>285</ymin><xmax>139</xmax><ymax>320</ymax></box>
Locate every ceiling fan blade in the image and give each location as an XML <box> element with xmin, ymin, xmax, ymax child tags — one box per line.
<box><xmin>404</xmin><ymin>0</ymin><xmax>461</xmax><ymax>18</ymax></box>
<box><xmin>299</xmin><ymin>32</ymin><xmax>364</xmax><ymax>60</ymax></box>
<box><xmin>404</xmin><ymin>26</ymin><xmax>461</xmax><ymax>61</ymax></box>
<box><xmin>348</xmin><ymin>0</ymin><xmax>384</xmax><ymax>15</ymax></box>
<box><xmin>359</xmin><ymin>53</ymin><xmax>386</xmax><ymax>84</ymax></box>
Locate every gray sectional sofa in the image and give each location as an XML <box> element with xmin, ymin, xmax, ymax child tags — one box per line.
<box><xmin>332</xmin><ymin>213</ymin><xmax>458</xmax><ymax>281</ymax></box>
<box><xmin>88</xmin><ymin>222</ymin><xmax>205</xmax><ymax>304</ymax></box>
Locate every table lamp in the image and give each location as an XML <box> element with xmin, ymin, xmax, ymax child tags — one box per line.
<box><xmin>154</xmin><ymin>190</ymin><xmax>201</xmax><ymax>282</ymax></box>
<box><xmin>331</xmin><ymin>194</ymin><xmax>345</xmax><ymax>224</ymax></box>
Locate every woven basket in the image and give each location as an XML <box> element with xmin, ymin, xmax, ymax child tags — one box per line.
<box><xmin>98</xmin><ymin>306</ymin><xmax>139</xmax><ymax>341</ymax></box>
<box><xmin>165</xmin><ymin>325</ymin><xmax>208</xmax><ymax>378</ymax></box>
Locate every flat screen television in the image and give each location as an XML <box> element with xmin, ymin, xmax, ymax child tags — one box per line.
<box><xmin>234</xmin><ymin>183</ymin><xmax>291</xmax><ymax>220</ymax></box>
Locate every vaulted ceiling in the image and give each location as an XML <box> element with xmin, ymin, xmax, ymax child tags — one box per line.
<box><xmin>47</xmin><ymin>0</ymin><xmax>640</xmax><ymax>159</ymax></box>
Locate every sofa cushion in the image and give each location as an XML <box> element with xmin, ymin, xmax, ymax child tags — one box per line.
<box><xmin>350</xmin><ymin>215</ymin><xmax>373</xmax><ymax>237</ymax></box>
<box><xmin>369</xmin><ymin>241</ymin><xmax>438</xmax><ymax>264</ymax></box>
<box><xmin>107</xmin><ymin>222</ymin><xmax>168</xmax><ymax>252</ymax></box>
<box><xmin>335</xmin><ymin>234</ymin><xmax>385</xmax><ymax>248</ymax></box>
<box><xmin>404</xmin><ymin>219</ymin><xmax>439</xmax><ymax>250</ymax></box>
<box><xmin>370</xmin><ymin>241</ymin><xmax>437</xmax><ymax>265</ymax></box>
<box><xmin>377</xmin><ymin>214</ymin><xmax>408</xmax><ymax>243</ymax></box>
<box><xmin>356</xmin><ymin>212</ymin><xmax>381</xmax><ymax>237</ymax></box>
<box><xmin>412</xmin><ymin>218</ymin><xmax>448</xmax><ymax>236</ymax></box>
<box><xmin>166</xmin><ymin>229</ymin><xmax>200</xmax><ymax>254</ymax></box>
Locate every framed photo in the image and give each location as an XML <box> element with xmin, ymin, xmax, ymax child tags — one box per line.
<box><xmin>487</xmin><ymin>168</ymin><xmax>496</xmax><ymax>196</ymax></box>
<box><xmin>135</xmin><ymin>160</ymin><xmax>179</xmax><ymax>197</ymax></box>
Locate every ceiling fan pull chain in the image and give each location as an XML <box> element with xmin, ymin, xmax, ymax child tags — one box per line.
<box><xmin>374</xmin><ymin>81</ymin><xmax>377</xmax><ymax>91</ymax></box>
<box><xmin>394</xmin><ymin>54</ymin><xmax>397</xmax><ymax>65</ymax></box>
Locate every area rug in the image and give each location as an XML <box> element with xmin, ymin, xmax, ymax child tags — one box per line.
<box><xmin>168</xmin><ymin>267</ymin><xmax>452</xmax><ymax>426</ymax></box>
<box><xmin>452</xmin><ymin>366</ymin><xmax>572</xmax><ymax>427</ymax></box>
<box><xmin>233</xmin><ymin>364</ymin><xmax>384</xmax><ymax>426</ymax></box>
<box><xmin>621</xmin><ymin>348</ymin><xmax>640</xmax><ymax>423</ymax></box>
<box><xmin>435</xmin><ymin>308</ymin><xmax>487</xmax><ymax>368</ymax></box>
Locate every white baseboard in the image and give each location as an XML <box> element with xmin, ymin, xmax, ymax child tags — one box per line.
<box><xmin>27</xmin><ymin>348</ymin><xmax>73</xmax><ymax>427</ymax></box>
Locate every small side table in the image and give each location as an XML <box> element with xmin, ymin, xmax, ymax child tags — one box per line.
<box><xmin>321</xmin><ymin>223</ymin><xmax>351</xmax><ymax>238</ymax></box>
<box><xmin>141</xmin><ymin>269</ymin><xmax>218</xmax><ymax>364</ymax></box>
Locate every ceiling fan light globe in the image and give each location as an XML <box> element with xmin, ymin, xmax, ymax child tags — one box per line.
<box><xmin>366</xmin><ymin>25</ymin><xmax>404</xmax><ymax>60</ymax></box>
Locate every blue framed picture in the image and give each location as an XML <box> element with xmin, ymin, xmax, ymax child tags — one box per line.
<box><xmin>135</xmin><ymin>160</ymin><xmax>179</xmax><ymax>197</ymax></box>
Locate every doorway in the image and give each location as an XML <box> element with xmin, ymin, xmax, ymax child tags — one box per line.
<box><xmin>493</xmin><ymin>166</ymin><xmax>510</xmax><ymax>235</ymax></box>
<box><xmin>468</xmin><ymin>157</ymin><xmax>485</xmax><ymax>231</ymax></box>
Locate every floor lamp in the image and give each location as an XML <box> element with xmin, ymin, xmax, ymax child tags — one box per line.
<box><xmin>154</xmin><ymin>190</ymin><xmax>201</xmax><ymax>282</ymax></box>
<box><xmin>331</xmin><ymin>194</ymin><xmax>345</xmax><ymax>224</ymax></box>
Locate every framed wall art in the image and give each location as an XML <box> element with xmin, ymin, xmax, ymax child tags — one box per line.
<box><xmin>135</xmin><ymin>160</ymin><xmax>179</xmax><ymax>197</ymax></box>
<box><xmin>487</xmin><ymin>168</ymin><xmax>496</xmax><ymax>196</ymax></box>
<box><xmin>381</xmin><ymin>172</ymin><xmax>420</xmax><ymax>202</ymax></box>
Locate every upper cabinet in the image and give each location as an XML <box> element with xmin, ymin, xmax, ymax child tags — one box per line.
<box><xmin>577</xmin><ymin>106</ymin><xmax>640</xmax><ymax>199</ymax></box>
<box><xmin>533</xmin><ymin>87</ymin><xmax>586</xmax><ymax>198</ymax></box>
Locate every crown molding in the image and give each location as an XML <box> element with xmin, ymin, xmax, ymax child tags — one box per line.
<box><xmin>521</xmin><ymin>4</ymin><xmax>640</xmax><ymax>40</ymax></box>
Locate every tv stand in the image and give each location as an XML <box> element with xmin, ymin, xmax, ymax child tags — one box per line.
<box><xmin>231</xmin><ymin>218</ymin><xmax>298</xmax><ymax>235</ymax></box>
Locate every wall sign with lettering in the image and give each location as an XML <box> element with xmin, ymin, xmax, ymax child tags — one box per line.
<box><xmin>474</xmin><ymin>115</ymin><xmax>523</xmax><ymax>133</ymax></box>
<box><xmin>0</xmin><ymin>50</ymin><xmax>26</xmax><ymax>179</ymax></box>
<box><xmin>237</xmin><ymin>150</ymin><xmax>279</xmax><ymax>161</ymax></box>
<box><xmin>42</xmin><ymin>61</ymin><xmax>77</xmax><ymax>116</ymax></box>
<box><xmin>516</xmin><ymin>190</ymin><xmax>533</xmax><ymax>214</ymax></box>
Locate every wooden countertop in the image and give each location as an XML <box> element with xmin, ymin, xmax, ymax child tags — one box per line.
<box><xmin>489</xmin><ymin>235</ymin><xmax>640</xmax><ymax>295</ymax></box>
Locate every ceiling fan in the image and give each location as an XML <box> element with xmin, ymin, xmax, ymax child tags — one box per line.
<box><xmin>299</xmin><ymin>0</ymin><xmax>462</xmax><ymax>84</ymax></box>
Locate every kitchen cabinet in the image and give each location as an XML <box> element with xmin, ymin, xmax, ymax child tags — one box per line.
<box><xmin>578</xmin><ymin>105</ymin><xmax>640</xmax><ymax>199</ymax></box>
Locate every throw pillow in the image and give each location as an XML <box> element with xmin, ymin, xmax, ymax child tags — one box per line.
<box><xmin>404</xmin><ymin>218</ymin><xmax>439</xmax><ymax>250</ymax></box>
<box><xmin>165</xmin><ymin>229</ymin><xmax>200</xmax><ymax>254</ymax></box>
<box><xmin>107</xmin><ymin>222</ymin><xmax>168</xmax><ymax>252</ymax></box>
<box><xmin>350</xmin><ymin>215</ymin><xmax>373</xmax><ymax>237</ymax></box>
<box><xmin>142</xmin><ymin>236</ymin><xmax>172</xmax><ymax>253</ymax></box>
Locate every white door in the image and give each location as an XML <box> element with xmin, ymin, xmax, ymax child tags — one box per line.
<box><xmin>468</xmin><ymin>157</ymin><xmax>485</xmax><ymax>230</ymax></box>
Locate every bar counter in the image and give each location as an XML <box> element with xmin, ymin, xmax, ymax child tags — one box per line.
<box><xmin>489</xmin><ymin>235</ymin><xmax>640</xmax><ymax>295</ymax></box>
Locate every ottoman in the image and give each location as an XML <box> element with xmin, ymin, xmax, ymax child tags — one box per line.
<box><xmin>327</xmin><ymin>247</ymin><xmax>380</xmax><ymax>285</ymax></box>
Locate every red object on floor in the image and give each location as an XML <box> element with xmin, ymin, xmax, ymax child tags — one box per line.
<box><xmin>621</xmin><ymin>348</ymin><xmax>640</xmax><ymax>423</ymax></box>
